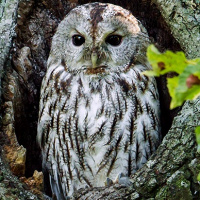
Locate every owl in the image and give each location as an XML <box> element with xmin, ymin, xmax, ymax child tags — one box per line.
<box><xmin>37</xmin><ymin>3</ymin><xmax>161</xmax><ymax>199</ymax></box>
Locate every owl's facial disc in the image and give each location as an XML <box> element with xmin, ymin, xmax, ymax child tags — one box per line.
<box><xmin>84</xmin><ymin>34</ymin><xmax>123</xmax><ymax>74</ymax></box>
<box><xmin>68</xmin><ymin>30</ymin><xmax>126</xmax><ymax>75</ymax></box>
<box><xmin>49</xmin><ymin>3</ymin><xmax>149</xmax><ymax>75</ymax></box>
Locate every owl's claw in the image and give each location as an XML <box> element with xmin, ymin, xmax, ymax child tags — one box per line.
<box><xmin>114</xmin><ymin>173</ymin><xmax>132</xmax><ymax>187</ymax></box>
<box><xmin>104</xmin><ymin>177</ymin><xmax>114</xmax><ymax>186</ymax></box>
<box><xmin>105</xmin><ymin>173</ymin><xmax>132</xmax><ymax>187</ymax></box>
<box><xmin>52</xmin><ymin>194</ymin><xmax>70</xmax><ymax>200</ymax></box>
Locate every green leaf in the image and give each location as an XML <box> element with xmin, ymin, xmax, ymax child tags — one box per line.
<box><xmin>189</xmin><ymin>58</ymin><xmax>200</xmax><ymax>65</ymax></box>
<box><xmin>195</xmin><ymin>126</ymin><xmax>200</xmax><ymax>152</ymax></box>
<box><xmin>168</xmin><ymin>63</ymin><xmax>200</xmax><ymax>109</ymax></box>
<box><xmin>142</xmin><ymin>70</ymin><xmax>160</xmax><ymax>77</ymax></box>
<box><xmin>197</xmin><ymin>173</ymin><xmax>200</xmax><ymax>181</ymax></box>
<box><xmin>145</xmin><ymin>45</ymin><xmax>200</xmax><ymax>109</ymax></box>
<box><xmin>146</xmin><ymin>45</ymin><xmax>188</xmax><ymax>76</ymax></box>
<box><xmin>167</xmin><ymin>77</ymin><xmax>181</xmax><ymax>109</ymax></box>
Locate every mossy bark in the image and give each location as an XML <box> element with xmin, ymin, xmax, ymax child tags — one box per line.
<box><xmin>0</xmin><ymin>156</ymin><xmax>40</xmax><ymax>200</ymax></box>
<box><xmin>0</xmin><ymin>0</ymin><xmax>200</xmax><ymax>199</ymax></box>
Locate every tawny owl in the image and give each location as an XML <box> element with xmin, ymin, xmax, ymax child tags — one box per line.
<box><xmin>37</xmin><ymin>3</ymin><xmax>161</xmax><ymax>199</ymax></box>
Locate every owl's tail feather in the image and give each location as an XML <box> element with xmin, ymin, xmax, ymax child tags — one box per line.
<box><xmin>49</xmin><ymin>173</ymin><xmax>67</xmax><ymax>200</ymax></box>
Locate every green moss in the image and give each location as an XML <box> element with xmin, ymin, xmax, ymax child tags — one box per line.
<box><xmin>155</xmin><ymin>171</ymin><xmax>192</xmax><ymax>200</ymax></box>
<box><xmin>0</xmin><ymin>176</ymin><xmax>4</xmax><ymax>182</ymax></box>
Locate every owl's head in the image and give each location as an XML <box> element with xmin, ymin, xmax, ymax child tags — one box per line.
<box><xmin>48</xmin><ymin>3</ymin><xmax>150</xmax><ymax>75</ymax></box>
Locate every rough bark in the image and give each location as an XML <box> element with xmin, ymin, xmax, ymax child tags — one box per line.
<box><xmin>0</xmin><ymin>0</ymin><xmax>19</xmax><ymax>105</ymax></box>
<box><xmin>0</xmin><ymin>156</ymin><xmax>41</xmax><ymax>200</ymax></box>
<box><xmin>0</xmin><ymin>0</ymin><xmax>47</xmax><ymax>199</ymax></box>
<box><xmin>152</xmin><ymin>0</ymin><xmax>200</xmax><ymax>59</ymax></box>
<box><xmin>0</xmin><ymin>0</ymin><xmax>200</xmax><ymax>200</ymax></box>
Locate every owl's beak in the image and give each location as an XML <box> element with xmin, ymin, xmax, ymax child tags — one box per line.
<box><xmin>86</xmin><ymin>49</ymin><xmax>107</xmax><ymax>74</ymax></box>
<box><xmin>91</xmin><ymin>49</ymin><xmax>98</xmax><ymax>68</ymax></box>
<box><xmin>87</xmin><ymin>48</ymin><xmax>107</xmax><ymax>74</ymax></box>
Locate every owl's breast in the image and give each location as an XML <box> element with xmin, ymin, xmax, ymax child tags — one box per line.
<box><xmin>39</xmin><ymin>66</ymin><xmax>160</xmax><ymax>194</ymax></box>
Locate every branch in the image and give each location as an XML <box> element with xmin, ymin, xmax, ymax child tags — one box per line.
<box><xmin>152</xmin><ymin>0</ymin><xmax>200</xmax><ymax>59</ymax></box>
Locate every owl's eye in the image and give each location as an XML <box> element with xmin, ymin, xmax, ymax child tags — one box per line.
<box><xmin>72</xmin><ymin>35</ymin><xmax>85</xmax><ymax>46</ymax></box>
<box><xmin>106</xmin><ymin>35</ymin><xmax>122</xmax><ymax>46</ymax></box>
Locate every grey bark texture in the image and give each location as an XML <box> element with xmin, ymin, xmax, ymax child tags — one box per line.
<box><xmin>152</xmin><ymin>0</ymin><xmax>200</xmax><ymax>59</ymax></box>
<box><xmin>0</xmin><ymin>0</ymin><xmax>41</xmax><ymax>199</ymax></box>
<box><xmin>0</xmin><ymin>156</ymin><xmax>40</xmax><ymax>200</ymax></box>
<box><xmin>0</xmin><ymin>0</ymin><xmax>200</xmax><ymax>200</ymax></box>
<box><xmin>0</xmin><ymin>0</ymin><xmax>18</xmax><ymax>105</ymax></box>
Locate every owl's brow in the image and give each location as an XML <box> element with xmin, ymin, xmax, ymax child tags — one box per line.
<box><xmin>108</xmin><ymin>29</ymin><xmax>120</xmax><ymax>35</ymax></box>
<box><xmin>73</xmin><ymin>29</ymin><xmax>84</xmax><ymax>36</ymax></box>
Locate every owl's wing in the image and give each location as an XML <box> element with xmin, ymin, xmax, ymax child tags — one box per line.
<box><xmin>49</xmin><ymin>172</ymin><xmax>67</xmax><ymax>200</ymax></box>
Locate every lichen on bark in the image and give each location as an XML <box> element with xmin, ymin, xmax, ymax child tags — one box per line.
<box><xmin>0</xmin><ymin>156</ymin><xmax>40</xmax><ymax>200</ymax></box>
<box><xmin>0</xmin><ymin>0</ymin><xmax>19</xmax><ymax>100</ymax></box>
<box><xmin>152</xmin><ymin>0</ymin><xmax>200</xmax><ymax>59</ymax></box>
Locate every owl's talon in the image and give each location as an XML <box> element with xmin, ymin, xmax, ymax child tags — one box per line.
<box><xmin>105</xmin><ymin>177</ymin><xmax>114</xmax><ymax>186</ymax></box>
<box><xmin>114</xmin><ymin>173</ymin><xmax>132</xmax><ymax>187</ymax></box>
<box><xmin>85</xmin><ymin>185</ymin><xmax>89</xmax><ymax>189</ymax></box>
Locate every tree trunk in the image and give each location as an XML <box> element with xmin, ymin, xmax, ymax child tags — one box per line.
<box><xmin>0</xmin><ymin>0</ymin><xmax>199</xmax><ymax>199</ymax></box>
